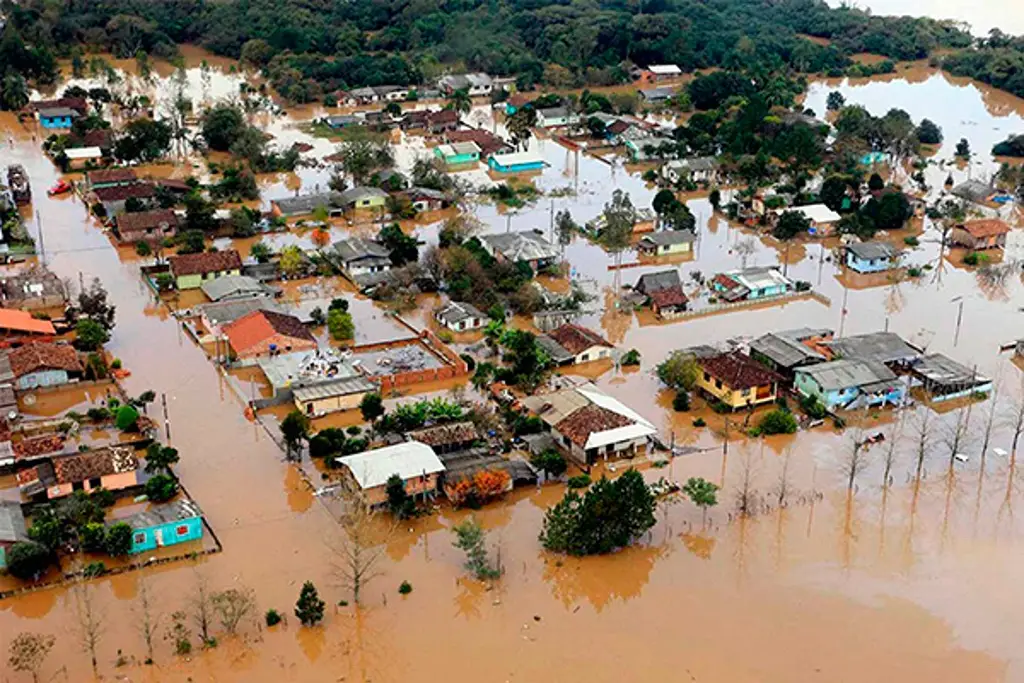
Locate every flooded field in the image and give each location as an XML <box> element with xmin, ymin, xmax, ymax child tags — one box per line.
<box><xmin>4</xmin><ymin>48</ymin><xmax>1024</xmax><ymax>683</ymax></box>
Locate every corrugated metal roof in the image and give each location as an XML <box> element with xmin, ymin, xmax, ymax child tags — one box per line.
<box><xmin>292</xmin><ymin>376</ymin><xmax>377</xmax><ymax>402</ymax></box>
<box><xmin>338</xmin><ymin>441</ymin><xmax>445</xmax><ymax>489</ymax></box>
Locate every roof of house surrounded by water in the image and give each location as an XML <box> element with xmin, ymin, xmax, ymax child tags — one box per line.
<box><xmin>6</xmin><ymin>342</ymin><xmax>81</xmax><ymax>377</ymax></box>
<box><xmin>543</xmin><ymin>323</ymin><xmax>612</xmax><ymax>357</ymax></box>
<box><xmin>200</xmin><ymin>275</ymin><xmax>275</xmax><ymax>302</ymax></box>
<box><xmin>959</xmin><ymin>219</ymin><xmax>1011</xmax><ymax>238</ymax></box>
<box><xmin>700</xmin><ymin>351</ymin><xmax>782</xmax><ymax>389</ymax></box>
<box><xmin>846</xmin><ymin>241</ymin><xmax>898</xmax><ymax>261</ymax></box>
<box><xmin>480</xmin><ymin>230</ymin><xmax>558</xmax><ymax>263</ymax></box>
<box><xmin>169</xmin><ymin>250</ymin><xmax>242</xmax><ymax>277</ymax></box>
<box><xmin>521</xmin><ymin>382</ymin><xmax>655</xmax><ymax>450</ymax></box>
<box><xmin>337</xmin><ymin>440</ymin><xmax>446</xmax><ymax>489</ymax></box>
<box><xmin>823</xmin><ymin>332</ymin><xmax>921</xmax><ymax>364</ymax></box>
<box><xmin>0</xmin><ymin>500</ymin><xmax>26</xmax><ymax>543</ymax></box>
<box><xmin>635</xmin><ymin>269</ymin><xmax>682</xmax><ymax>294</ymax></box>
<box><xmin>223</xmin><ymin>310</ymin><xmax>314</xmax><ymax>355</ymax></box>
<box><xmin>749</xmin><ymin>328</ymin><xmax>832</xmax><ymax>369</ymax></box>
<box><xmin>435</xmin><ymin>301</ymin><xmax>487</xmax><ymax>327</ymax></box>
<box><xmin>796</xmin><ymin>358</ymin><xmax>896</xmax><ymax>391</ymax></box>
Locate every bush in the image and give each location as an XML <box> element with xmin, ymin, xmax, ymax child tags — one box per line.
<box><xmin>91</xmin><ymin>487</ymin><xmax>115</xmax><ymax>507</ymax></box>
<box><xmin>86</xmin><ymin>407</ymin><xmax>111</xmax><ymax>422</ymax></box>
<box><xmin>327</xmin><ymin>309</ymin><xmax>354</xmax><ymax>341</ymax></box>
<box><xmin>265</xmin><ymin>608</ymin><xmax>282</xmax><ymax>626</ymax></box>
<box><xmin>672</xmin><ymin>391</ymin><xmax>690</xmax><ymax>412</ymax></box>
<box><xmin>80</xmin><ymin>522</ymin><xmax>107</xmax><ymax>552</ymax></box>
<box><xmin>110</xmin><ymin>358</ymin><xmax>122</xmax><ymax>370</ymax></box>
<box><xmin>799</xmin><ymin>394</ymin><xmax>829</xmax><ymax>420</ymax></box>
<box><xmin>105</xmin><ymin>522</ymin><xmax>134</xmax><ymax>556</ymax></box>
<box><xmin>115</xmin><ymin>405</ymin><xmax>140</xmax><ymax>431</ymax></box>
<box><xmin>532</xmin><ymin>449</ymin><xmax>568</xmax><ymax>479</ymax></box>
<box><xmin>144</xmin><ymin>474</ymin><xmax>178</xmax><ymax>502</ymax></box>
<box><xmin>398</xmin><ymin>581</ymin><xmax>412</xmax><ymax>595</ymax></box>
<box><xmin>963</xmin><ymin>252</ymin><xmax>988</xmax><ymax>266</ymax></box>
<box><xmin>82</xmin><ymin>561</ymin><xmax>106</xmax><ymax>578</ymax></box>
<box><xmin>6</xmin><ymin>541</ymin><xmax>52</xmax><ymax>580</ymax></box>
<box><xmin>620</xmin><ymin>349</ymin><xmax>641</xmax><ymax>366</ymax></box>
<box><xmin>567</xmin><ymin>474</ymin><xmax>591</xmax><ymax>489</ymax></box>
<box><xmin>907</xmin><ymin>266</ymin><xmax>923</xmax><ymax>277</ymax></box>
<box><xmin>692</xmin><ymin>417</ymin><xmax>706</xmax><ymax>427</ymax></box>
<box><xmin>903</xmin><ymin>236</ymin><xmax>919</xmax><ymax>246</ymax></box>
<box><xmin>758</xmin><ymin>409</ymin><xmax>798</xmax><ymax>435</ymax></box>
<box><xmin>135</xmin><ymin>241</ymin><xmax>152</xmax><ymax>257</ymax></box>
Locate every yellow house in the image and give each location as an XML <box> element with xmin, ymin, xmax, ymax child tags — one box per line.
<box><xmin>696</xmin><ymin>351</ymin><xmax>780</xmax><ymax>411</ymax></box>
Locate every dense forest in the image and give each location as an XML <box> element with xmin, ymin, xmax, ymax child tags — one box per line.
<box><xmin>941</xmin><ymin>30</ymin><xmax>1024</xmax><ymax>100</ymax></box>
<box><xmin>0</xmin><ymin>0</ymin><xmax>979</xmax><ymax>105</ymax></box>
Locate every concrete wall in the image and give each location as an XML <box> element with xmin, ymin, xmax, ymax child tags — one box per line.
<box><xmin>295</xmin><ymin>389</ymin><xmax>369</xmax><ymax>417</ymax></box>
<box><xmin>176</xmin><ymin>268</ymin><xmax>241</xmax><ymax>291</ymax></box>
<box><xmin>48</xmin><ymin>470</ymin><xmax>137</xmax><ymax>500</ymax></box>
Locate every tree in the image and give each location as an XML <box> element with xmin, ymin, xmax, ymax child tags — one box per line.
<box><xmin>599</xmin><ymin>189</ymin><xmax>635</xmax><ymax>268</ymax></box>
<box><xmin>278</xmin><ymin>244</ymin><xmax>305</xmax><ymax>277</ymax></box>
<box><xmin>189</xmin><ymin>570</ymin><xmax>214</xmax><ymax>646</ymax></box>
<box><xmin>71</xmin><ymin>581</ymin><xmax>105</xmax><ymax>676</ymax></box>
<box><xmin>77</xmin><ymin>278</ymin><xmax>115</xmax><ymax>330</ymax></box>
<box><xmin>1</xmin><ymin>73</ymin><xmax>29</xmax><ymax>111</ymax></box>
<box><xmin>652</xmin><ymin>189</ymin><xmax>680</xmax><ymax>216</ymax></box>
<box><xmin>656</xmin><ymin>351</ymin><xmax>700</xmax><ymax>391</ymax></box>
<box><xmin>955</xmin><ymin>138</ymin><xmax>971</xmax><ymax>159</ymax></box>
<box><xmin>212</xmin><ymin>587</ymin><xmax>256</xmax><ymax>635</ymax></box>
<box><xmin>250</xmin><ymin>241</ymin><xmax>272</xmax><ymax>263</ymax></box>
<box><xmin>539</xmin><ymin>470</ymin><xmax>655</xmax><ymax>555</ymax></box>
<box><xmin>772</xmin><ymin>210</ymin><xmax>810</xmax><ymax>240</ymax></box>
<box><xmin>145</xmin><ymin>474</ymin><xmax>178</xmax><ymax>502</ymax></box>
<box><xmin>105</xmin><ymin>522</ymin><xmax>133</xmax><ymax>556</ymax></box>
<box><xmin>7</xmin><ymin>632</ymin><xmax>55</xmax><ymax>683</ymax></box>
<box><xmin>916</xmin><ymin>118</ymin><xmax>943</xmax><ymax>145</ymax></box>
<box><xmin>311</xmin><ymin>228</ymin><xmax>331</xmax><ymax>250</ymax></box>
<box><xmin>281</xmin><ymin>410</ymin><xmax>311</xmax><ymax>459</ymax></box>
<box><xmin>114</xmin><ymin>118</ymin><xmax>172</xmax><ymax>163</ymax></box>
<box><xmin>178</xmin><ymin>229</ymin><xmax>206</xmax><ymax>254</ymax></box>
<box><xmin>332</xmin><ymin>491</ymin><xmax>392</xmax><ymax>604</ymax></box>
<box><xmin>386</xmin><ymin>474</ymin><xmax>416</xmax><ymax>519</ymax></box>
<box><xmin>115</xmin><ymin>404</ymin><xmax>139</xmax><ymax>430</ymax></box>
<box><xmin>507</xmin><ymin>106</ymin><xmax>537</xmax><ymax>150</ymax></box>
<box><xmin>135</xmin><ymin>569</ymin><xmax>160</xmax><ymax>664</ymax></box>
<box><xmin>327</xmin><ymin>308</ymin><xmax>355</xmax><ymax>341</ymax></box>
<box><xmin>682</xmin><ymin>477</ymin><xmax>719</xmax><ymax>525</ymax></box>
<box><xmin>336</xmin><ymin>135</ymin><xmax>394</xmax><ymax>185</ymax></box>
<box><xmin>758</xmin><ymin>410</ymin><xmax>797</xmax><ymax>435</ymax></box>
<box><xmin>452</xmin><ymin>517</ymin><xmax>500</xmax><ymax>580</ymax></box>
<box><xmin>531</xmin><ymin>449</ymin><xmax>567</xmax><ymax>479</ymax></box>
<box><xmin>295</xmin><ymin>581</ymin><xmax>325</xmax><ymax>626</ymax></box>
<box><xmin>359</xmin><ymin>392</ymin><xmax>384</xmax><ymax>439</ymax></box>
<box><xmin>74</xmin><ymin>318</ymin><xmax>109</xmax><ymax>351</ymax></box>
<box><xmin>446</xmin><ymin>88</ymin><xmax>472</xmax><ymax>115</ymax></box>
<box><xmin>145</xmin><ymin>443</ymin><xmax>180</xmax><ymax>474</ymax></box>
<box><xmin>555</xmin><ymin>209</ymin><xmax>577</xmax><ymax>254</ymax></box>
<box><xmin>826</xmin><ymin>91</ymin><xmax>846</xmax><ymax>111</ymax></box>
<box><xmin>868</xmin><ymin>172</ymin><xmax>885</xmax><ymax>192</ymax></box>
<box><xmin>377</xmin><ymin>223</ymin><xmax>418</xmax><ymax>266</ymax></box>
<box><xmin>820</xmin><ymin>175</ymin><xmax>851</xmax><ymax>212</ymax></box>
<box><xmin>201</xmin><ymin>103</ymin><xmax>247</xmax><ymax>151</ymax></box>
<box><xmin>6</xmin><ymin>541</ymin><xmax>51</xmax><ymax>580</ymax></box>
<box><xmin>842</xmin><ymin>432</ymin><xmax>870</xmax><ymax>491</ymax></box>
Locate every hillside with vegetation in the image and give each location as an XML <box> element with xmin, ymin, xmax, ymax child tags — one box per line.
<box><xmin>0</xmin><ymin>0</ymin><xmax>977</xmax><ymax>106</ymax></box>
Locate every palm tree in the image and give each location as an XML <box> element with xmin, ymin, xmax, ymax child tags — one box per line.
<box><xmin>446</xmin><ymin>88</ymin><xmax>472</xmax><ymax>115</ymax></box>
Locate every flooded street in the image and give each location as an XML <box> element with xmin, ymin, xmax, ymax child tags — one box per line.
<box><xmin>5</xmin><ymin>49</ymin><xmax>1024</xmax><ymax>682</ymax></box>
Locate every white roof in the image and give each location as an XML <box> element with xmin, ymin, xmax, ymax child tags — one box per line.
<box><xmin>575</xmin><ymin>385</ymin><xmax>656</xmax><ymax>450</ymax></box>
<box><xmin>783</xmin><ymin>203</ymin><xmax>841</xmax><ymax>225</ymax></box>
<box><xmin>648</xmin><ymin>64</ymin><xmax>682</xmax><ymax>75</ymax></box>
<box><xmin>65</xmin><ymin>146</ymin><xmax>102</xmax><ymax>159</ymax></box>
<box><xmin>337</xmin><ymin>440</ymin><xmax>445</xmax><ymax>489</ymax></box>
<box><xmin>437</xmin><ymin>142</ymin><xmax>479</xmax><ymax>156</ymax></box>
<box><xmin>489</xmin><ymin>151</ymin><xmax>546</xmax><ymax>166</ymax></box>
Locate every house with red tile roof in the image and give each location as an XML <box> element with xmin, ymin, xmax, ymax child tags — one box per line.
<box><xmin>168</xmin><ymin>250</ymin><xmax>242</xmax><ymax>290</ymax></box>
<box><xmin>115</xmin><ymin>209</ymin><xmax>179</xmax><ymax>244</ymax></box>
<box><xmin>223</xmin><ymin>310</ymin><xmax>317</xmax><ymax>361</ymax></box>
<box><xmin>950</xmin><ymin>219</ymin><xmax>1011</xmax><ymax>251</ymax></box>
<box><xmin>537</xmin><ymin>324</ymin><xmax>614</xmax><ymax>366</ymax></box>
<box><xmin>18</xmin><ymin>446</ymin><xmax>139</xmax><ymax>501</ymax></box>
<box><xmin>4</xmin><ymin>342</ymin><xmax>83</xmax><ymax>390</ymax></box>
<box><xmin>696</xmin><ymin>351</ymin><xmax>781</xmax><ymax>410</ymax></box>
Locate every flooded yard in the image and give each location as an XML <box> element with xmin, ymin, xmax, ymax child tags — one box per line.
<box><xmin>3</xmin><ymin>46</ymin><xmax>1024</xmax><ymax>683</ymax></box>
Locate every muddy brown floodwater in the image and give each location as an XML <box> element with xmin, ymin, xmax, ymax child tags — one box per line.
<box><xmin>4</xmin><ymin>50</ymin><xmax>1024</xmax><ymax>683</ymax></box>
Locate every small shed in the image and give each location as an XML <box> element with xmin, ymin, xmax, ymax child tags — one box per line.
<box><xmin>487</xmin><ymin>151</ymin><xmax>547</xmax><ymax>173</ymax></box>
<box><xmin>844</xmin><ymin>241</ymin><xmax>898</xmax><ymax>273</ymax></box>
<box><xmin>911</xmin><ymin>353</ymin><xmax>992</xmax><ymax>402</ymax></box>
<box><xmin>950</xmin><ymin>219</ymin><xmax>1010</xmax><ymax>251</ymax></box>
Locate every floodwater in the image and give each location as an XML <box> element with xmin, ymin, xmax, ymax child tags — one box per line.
<box><xmin>4</xmin><ymin>50</ymin><xmax>1024</xmax><ymax>682</ymax></box>
<box><xmin>826</xmin><ymin>0</ymin><xmax>1024</xmax><ymax>36</ymax></box>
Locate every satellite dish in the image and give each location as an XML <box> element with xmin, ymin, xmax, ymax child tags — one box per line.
<box><xmin>6</xmin><ymin>410</ymin><xmax>16</xmax><ymax>421</ymax></box>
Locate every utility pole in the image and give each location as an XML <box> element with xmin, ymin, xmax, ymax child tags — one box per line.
<box><xmin>838</xmin><ymin>285</ymin><xmax>850</xmax><ymax>337</ymax></box>
<box><xmin>36</xmin><ymin>210</ymin><xmax>45</xmax><ymax>267</ymax></box>
<box><xmin>953</xmin><ymin>297</ymin><xmax>965</xmax><ymax>347</ymax></box>
<box><xmin>161</xmin><ymin>393</ymin><xmax>171</xmax><ymax>442</ymax></box>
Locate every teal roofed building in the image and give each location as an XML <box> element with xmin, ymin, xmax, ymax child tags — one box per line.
<box><xmin>434</xmin><ymin>141</ymin><xmax>480</xmax><ymax>166</ymax></box>
<box><xmin>116</xmin><ymin>499</ymin><xmax>204</xmax><ymax>554</ymax></box>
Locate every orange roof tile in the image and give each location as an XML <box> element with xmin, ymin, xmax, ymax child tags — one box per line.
<box><xmin>223</xmin><ymin>310</ymin><xmax>315</xmax><ymax>355</ymax></box>
<box><xmin>961</xmin><ymin>219</ymin><xmax>1011</xmax><ymax>238</ymax></box>
<box><xmin>7</xmin><ymin>343</ymin><xmax>82</xmax><ymax>377</ymax></box>
<box><xmin>0</xmin><ymin>309</ymin><xmax>56</xmax><ymax>335</ymax></box>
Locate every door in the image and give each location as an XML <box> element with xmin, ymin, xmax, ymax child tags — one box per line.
<box><xmin>154</xmin><ymin>528</ymin><xmax>164</xmax><ymax>547</ymax></box>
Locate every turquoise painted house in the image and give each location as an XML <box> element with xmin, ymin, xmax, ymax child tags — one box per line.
<box><xmin>711</xmin><ymin>266</ymin><xmax>794</xmax><ymax>302</ymax></box>
<box><xmin>794</xmin><ymin>359</ymin><xmax>906</xmax><ymax>411</ymax></box>
<box><xmin>844</xmin><ymin>242</ymin><xmax>897</xmax><ymax>274</ymax></box>
<box><xmin>119</xmin><ymin>499</ymin><xmax>204</xmax><ymax>554</ymax></box>
<box><xmin>488</xmin><ymin>151</ymin><xmax>547</xmax><ymax>173</ymax></box>
<box><xmin>37</xmin><ymin>107</ymin><xmax>78</xmax><ymax>129</ymax></box>
<box><xmin>434</xmin><ymin>141</ymin><xmax>480</xmax><ymax>166</ymax></box>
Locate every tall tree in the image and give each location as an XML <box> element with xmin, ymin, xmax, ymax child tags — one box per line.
<box><xmin>295</xmin><ymin>581</ymin><xmax>325</xmax><ymax>626</ymax></box>
<box><xmin>7</xmin><ymin>632</ymin><xmax>55</xmax><ymax>683</ymax></box>
<box><xmin>332</xmin><ymin>491</ymin><xmax>393</xmax><ymax>604</ymax></box>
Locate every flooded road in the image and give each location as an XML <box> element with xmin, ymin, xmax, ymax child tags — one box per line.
<box><xmin>4</xmin><ymin>52</ymin><xmax>1024</xmax><ymax>682</ymax></box>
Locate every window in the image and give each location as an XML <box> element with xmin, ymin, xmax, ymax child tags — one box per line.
<box><xmin>580</xmin><ymin>353</ymin><xmax>589</xmax><ymax>362</ymax></box>
<box><xmin>88</xmin><ymin>477</ymin><xmax>101</xmax><ymax>489</ymax></box>
<box><xmin>563</xmin><ymin>435</ymin><xmax>571</xmax><ymax>447</ymax></box>
<box><xmin>715</xmin><ymin>379</ymin><xmax>722</xmax><ymax>390</ymax></box>
<box><xmin>703</xmin><ymin>372</ymin><xmax>710</xmax><ymax>382</ymax></box>
<box><xmin>134</xmin><ymin>532</ymin><xmax>146</xmax><ymax>544</ymax></box>
<box><xmin>72</xmin><ymin>481</ymin><xmax>84</xmax><ymax>492</ymax></box>
<box><xmin>176</xmin><ymin>524</ymin><xmax>189</xmax><ymax>536</ymax></box>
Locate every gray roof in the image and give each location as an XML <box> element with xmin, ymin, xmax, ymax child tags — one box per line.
<box><xmin>536</xmin><ymin>335</ymin><xmax>574</xmax><ymax>364</ymax></box>
<box><xmin>273</xmin><ymin>192</ymin><xmax>344</xmax><ymax>216</ymax></box>
<box><xmin>846</xmin><ymin>242</ymin><xmax>897</xmax><ymax>261</ymax></box>
<box><xmin>409</xmin><ymin>186</ymin><xmax>446</xmax><ymax>200</ymax></box>
<box><xmin>293</xmin><ymin>376</ymin><xmax>378</xmax><ymax>402</ymax></box>
<box><xmin>750</xmin><ymin>332</ymin><xmax>826</xmax><ymax>369</ymax></box>
<box><xmin>666</xmin><ymin>156</ymin><xmax>719</xmax><ymax>172</ymax></box>
<box><xmin>332</xmin><ymin>237</ymin><xmax>391</xmax><ymax>265</ymax></box>
<box><xmin>339</xmin><ymin>186</ymin><xmax>388</xmax><ymax>205</ymax></box>
<box><xmin>258</xmin><ymin>348</ymin><xmax>364</xmax><ymax>391</ymax></box>
<box><xmin>201</xmin><ymin>275</ymin><xmax>274</xmax><ymax>302</ymax></box>
<box><xmin>951</xmin><ymin>179</ymin><xmax>994</xmax><ymax>204</ymax></box>
<box><xmin>825</xmin><ymin>332</ymin><xmax>921</xmax><ymax>364</ymax></box>
<box><xmin>635</xmin><ymin>269</ymin><xmax>681</xmax><ymax>293</ymax></box>
<box><xmin>38</xmin><ymin>107</ymin><xmax>78</xmax><ymax>118</ymax></box>
<box><xmin>117</xmin><ymin>499</ymin><xmax>202</xmax><ymax>530</ymax></box>
<box><xmin>912</xmin><ymin>353</ymin><xmax>989</xmax><ymax>388</ymax></box>
<box><xmin>480</xmin><ymin>230</ymin><xmax>558</xmax><ymax>263</ymax></box>
<box><xmin>0</xmin><ymin>354</ymin><xmax>13</xmax><ymax>384</ymax></box>
<box><xmin>640</xmin><ymin>230</ymin><xmax>696</xmax><ymax>247</ymax></box>
<box><xmin>797</xmin><ymin>358</ymin><xmax>896</xmax><ymax>391</ymax></box>
<box><xmin>436</xmin><ymin>301</ymin><xmax>486</xmax><ymax>326</ymax></box>
<box><xmin>639</xmin><ymin>87</ymin><xmax>675</xmax><ymax>101</ymax></box>
<box><xmin>0</xmin><ymin>500</ymin><xmax>26</xmax><ymax>543</ymax></box>
<box><xmin>197</xmin><ymin>296</ymin><xmax>284</xmax><ymax>327</ymax></box>
<box><xmin>537</xmin><ymin>107</ymin><xmax>570</xmax><ymax>118</ymax></box>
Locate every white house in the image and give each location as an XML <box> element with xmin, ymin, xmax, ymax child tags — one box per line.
<box><xmin>647</xmin><ymin>64</ymin><xmax>682</xmax><ymax>81</ymax></box>
<box><xmin>435</xmin><ymin>301</ymin><xmax>488</xmax><ymax>332</ymax></box>
<box><xmin>778</xmin><ymin>203</ymin><xmax>842</xmax><ymax>236</ymax></box>
<box><xmin>537</xmin><ymin>323</ymin><xmax>614</xmax><ymax>366</ymax></box>
<box><xmin>536</xmin><ymin>107</ymin><xmax>581</xmax><ymax>128</ymax></box>
<box><xmin>337</xmin><ymin>441</ymin><xmax>446</xmax><ymax>508</ymax></box>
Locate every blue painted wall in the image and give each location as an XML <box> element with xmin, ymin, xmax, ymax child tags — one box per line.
<box><xmin>40</xmin><ymin>115</ymin><xmax>73</xmax><ymax>129</ymax></box>
<box><xmin>845</xmin><ymin>252</ymin><xmax>892</xmax><ymax>274</ymax></box>
<box><xmin>488</xmin><ymin>158</ymin><xmax>545</xmax><ymax>173</ymax></box>
<box><xmin>130</xmin><ymin>514</ymin><xmax>203</xmax><ymax>553</ymax></box>
<box><xmin>16</xmin><ymin>369</ymin><xmax>70</xmax><ymax>390</ymax></box>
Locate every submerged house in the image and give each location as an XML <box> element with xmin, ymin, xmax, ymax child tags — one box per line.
<box><xmin>520</xmin><ymin>382</ymin><xmax>656</xmax><ymax>466</ymax></box>
<box><xmin>794</xmin><ymin>358</ymin><xmax>906</xmax><ymax>410</ymax></box>
<box><xmin>168</xmin><ymin>250</ymin><xmax>243</xmax><ymax>290</ymax></box>
<box><xmin>37</xmin><ymin>106</ymin><xmax>78</xmax><ymax>129</ymax></box>
<box><xmin>330</xmin><ymin>238</ymin><xmax>392</xmax><ymax>278</ymax></box>
<box><xmin>258</xmin><ymin>349</ymin><xmax>376</xmax><ymax>416</ymax></box>
<box><xmin>18</xmin><ymin>446</ymin><xmax>140</xmax><ymax>502</ymax></box>
<box><xmin>434</xmin><ymin>141</ymin><xmax>481</xmax><ymax>166</ymax></box>
<box><xmin>339</xmin><ymin>186</ymin><xmax>388</xmax><ymax>210</ymax></box>
<box><xmin>950</xmin><ymin>219</ymin><xmax>1010</xmax><ymax>251</ymax></box>
<box><xmin>438</xmin><ymin>73</ymin><xmax>493</xmax><ymax>96</ymax></box>
<box><xmin>86</xmin><ymin>168</ymin><xmax>138</xmax><ymax>191</ymax></box>
<box><xmin>634</xmin><ymin>270</ymin><xmax>687</xmax><ymax>317</ymax></box>
<box><xmin>487</xmin><ymin>151</ymin><xmax>547</xmax><ymax>173</ymax></box>
<box><xmin>637</xmin><ymin>230</ymin><xmax>695</xmax><ymax>256</ymax></box>
<box><xmin>823</xmin><ymin>331</ymin><xmax>922</xmax><ymax>369</ymax></box>
<box><xmin>200</xmin><ymin>274</ymin><xmax>275</xmax><ymax>303</ymax></box>
<box><xmin>536</xmin><ymin>107</ymin><xmax>580</xmax><ymax>128</ymax></box>
<box><xmin>6</xmin><ymin>342</ymin><xmax>83</xmax><ymax>390</ymax></box>
<box><xmin>0</xmin><ymin>266</ymin><xmax>68</xmax><ymax>310</ymax></box>
<box><xmin>844</xmin><ymin>241</ymin><xmax>899</xmax><ymax>273</ymax></box>
<box><xmin>337</xmin><ymin>441</ymin><xmax>446</xmax><ymax>508</ymax></box>
<box><xmin>115</xmin><ymin>209</ymin><xmax>178</xmax><ymax>244</ymax></box>
<box><xmin>116</xmin><ymin>499</ymin><xmax>204</xmax><ymax>554</ymax></box>
<box><xmin>695</xmin><ymin>351</ymin><xmax>781</xmax><ymax>410</ymax></box>
<box><xmin>910</xmin><ymin>353</ymin><xmax>992</xmax><ymax>403</ymax></box>
<box><xmin>445</xmin><ymin>129</ymin><xmax>509</xmax><ymax>157</ymax></box>
<box><xmin>711</xmin><ymin>267</ymin><xmax>793</xmax><ymax>302</ymax></box>
<box><xmin>94</xmin><ymin>183</ymin><xmax>156</xmax><ymax>215</ymax></box>
<box><xmin>951</xmin><ymin>179</ymin><xmax>996</xmax><ymax>207</ymax></box>
<box><xmin>270</xmin><ymin>191</ymin><xmax>346</xmax><ymax>219</ymax></box>
<box><xmin>479</xmin><ymin>230</ymin><xmax>558</xmax><ymax>271</ymax></box>
<box><xmin>784</xmin><ymin>204</ymin><xmax>842</xmax><ymax>237</ymax></box>
<box><xmin>222</xmin><ymin>310</ymin><xmax>316</xmax><ymax>361</ymax></box>
<box><xmin>435</xmin><ymin>301</ymin><xmax>488</xmax><ymax>332</ymax></box>
<box><xmin>662</xmin><ymin>157</ymin><xmax>720</xmax><ymax>185</ymax></box>
<box><xmin>197</xmin><ymin>297</ymin><xmax>284</xmax><ymax>337</ymax></box>
<box><xmin>749</xmin><ymin>327</ymin><xmax>833</xmax><ymax>380</ymax></box>
<box><xmin>537</xmin><ymin>324</ymin><xmax>614</xmax><ymax>366</ymax></box>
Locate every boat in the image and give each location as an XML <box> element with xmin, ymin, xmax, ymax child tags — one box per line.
<box><xmin>47</xmin><ymin>179</ymin><xmax>71</xmax><ymax>196</ymax></box>
<box><xmin>6</xmin><ymin>165</ymin><xmax>31</xmax><ymax>205</ymax></box>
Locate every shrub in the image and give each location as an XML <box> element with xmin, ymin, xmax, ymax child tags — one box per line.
<box><xmin>6</xmin><ymin>541</ymin><xmax>52</xmax><ymax>580</ymax></box>
<box><xmin>531</xmin><ymin>449</ymin><xmax>567</xmax><ymax>479</ymax></box>
<box><xmin>86</xmin><ymin>407</ymin><xmax>111</xmax><ymax>422</ymax></box>
<box><xmin>567</xmin><ymin>474</ymin><xmax>591</xmax><ymax>489</ymax></box>
<box><xmin>110</xmin><ymin>358</ymin><xmax>122</xmax><ymax>370</ymax></box>
<box><xmin>907</xmin><ymin>266</ymin><xmax>923</xmax><ymax>277</ymax></box>
<box><xmin>799</xmin><ymin>394</ymin><xmax>829</xmax><ymax>420</ymax></box>
<box><xmin>398</xmin><ymin>581</ymin><xmax>412</xmax><ymax>595</ymax></box>
<box><xmin>438</xmin><ymin>330</ymin><xmax>454</xmax><ymax>343</ymax></box>
<box><xmin>963</xmin><ymin>252</ymin><xmax>989</xmax><ymax>267</ymax></box>
<box><xmin>105</xmin><ymin>522</ymin><xmax>134</xmax><ymax>556</ymax></box>
<box><xmin>265</xmin><ymin>608</ymin><xmax>282</xmax><ymax>627</ymax></box>
<box><xmin>115</xmin><ymin>405</ymin><xmax>139</xmax><ymax>431</ymax></box>
<box><xmin>144</xmin><ymin>474</ymin><xmax>178</xmax><ymax>502</ymax></box>
<box><xmin>135</xmin><ymin>241</ymin><xmax>152</xmax><ymax>257</ymax></box>
<box><xmin>91</xmin><ymin>487</ymin><xmax>116</xmax><ymax>507</ymax></box>
<box><xmin>620</xmin><ymin>349</ymin><xmax>641</xmax><ymax>366</ymax></box>
<box><xmin>903</xmin><ymin>236</ymin><xmax>919</xmax><ymax>246</ymax></box>
<box><xmin>672</xmin><ymin>391</ymin><xmax>690</xmax><ymax>412</ymax></box>
<box><xmin>80</xmin><ymin>522</ymin><xmax>107</xmax><ymax>552</ymax></box>
<box><xmin>758</xmin><ymin>409</ymin><xmax>798</xmax><ymax>435</ymax></box>
<box><xmin>82</xmin><ymin>561</ymin><xmax>106</xmax><ymax>578</ymax></box>
<box><xmin>692</xmin><ymin>417</ymin><xmax>706</xmax><ymax>427</ymax></box>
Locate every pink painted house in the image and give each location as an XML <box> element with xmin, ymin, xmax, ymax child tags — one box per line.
<box><xmin>18</xmin><ymin>446</ymin><xmax>140</xmax><ymax>502</ymax></box>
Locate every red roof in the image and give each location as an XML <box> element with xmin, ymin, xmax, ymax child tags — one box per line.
<box><xmin>555</xmin><ymin>404</ymin><xmax>633</xmax><ymax>448</ymax></box>
<box><xmin>223</xmin><ymin>310</ymin><xmax>315</xmax><ymax>355</ymax></box>
<box><xmin>93</xmin><ymin>183</ymin><xmax>155</xmax><ymax>202</ymax></box>
<box><xmin>116</xmin><ymin>209</ymin><xmax>178</xmax><ymax>237</ymax></box>
<box><xmin>712</xmin><ymin>273</ymin><xmax>742</xmax><ymax>290</ymax></box>
<box><xmin>169</xmin><ymin>250</ymin><xmax>242</xmax><ymax>277</ymax></box>
<box><xmin>546</xmin><ymin>324</ymin><xmax>612</xmax><ymax>356</ymax></box>
<box><xmin>960</xmin><ymin>219</ymin><xmax>1010</xmax><ymax>238</ymax></box>
<box><xmin>700</xmin><ymin>352</ymin><xmax>780</xmax><ymax>390</ymax></box>
<box><xmin>445</xmin><ymin>129</ymin><xmax>507</xmax><ymax>156</ymax></box>
<box><xmin>428</xmin><ymin>109</ymin><xmax>459</xmax><ymax>124</ymax></box>
<box><xmin>7</xmin><ymin>343</ymin><xmax>82</xmax><ymax>377</ymax></box>
<box><xmin>648</xmin><ymin>287</ymin><xmax>688</xmax><ymax>309</ymax></box>
<box><xmin>0</xmin><ymin>309</ymin><xmax>56</xmax><ymax>335</ymax></box>
<box><xmin>52</xmin><ymin>447</ymin><xmax>138</xmax><ymax>484</ymax></box>
<box><xmin>87</xmin><ymin>168</ymin><xmax>137</xmax><ymax>185</ymax></box>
